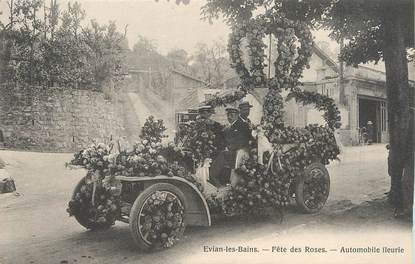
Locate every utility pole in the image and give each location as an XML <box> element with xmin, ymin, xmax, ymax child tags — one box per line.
<box><xmin>339</xmin><ymin>37</ymin><xmax>345</xmax><ymax>104</ymax></box>
<box><xmin>8</xmin><ymin>0</ymin><xmax>14</xmax><ymax>28</ymax></box>
<box><xmin>30</xmin><ymin>5</ymin><xmax>37</xmax><ymax>85</ymax></box>
<box><xmin>44</xmin><ymin>2</ymin><xmax>47</xmax><ymax>39</ymax></box>
<box><xmin>148</xmin><ymin>66</ymin><xmax>152</xmax><ymax>91</ymax></box>
<box><xmin>268</xmin><ymin>34</ymin><xmax>272</xmax><ymax>79</ymax></box>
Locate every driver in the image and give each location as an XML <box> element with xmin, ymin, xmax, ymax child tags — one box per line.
<box><xmin>209</xmin><ymin>107</ymin><xmax>252</xmax><ymax>186</ymax></box>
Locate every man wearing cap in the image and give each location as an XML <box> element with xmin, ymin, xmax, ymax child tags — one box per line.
<box><xmin>224</xmin><ymin>106</ymin><xmax>252</xmax><ymax>152</ymax></box>
<box><xmin>197</xmin><ymin>105</ymin><xmax>214</xmax><ymax>120</ymax></box>
<box><xmin>209</xmin><ymin>106</ymin><xmax>252</xmax><ymax>186</ymax></box>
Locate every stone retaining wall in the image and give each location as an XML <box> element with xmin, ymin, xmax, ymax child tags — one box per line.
<box><xmin>0</xmin><ymin>84</ymin><xmax>126</xmax><ymax>152</ymax></box>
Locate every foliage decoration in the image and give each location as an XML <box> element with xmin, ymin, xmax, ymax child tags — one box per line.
<box><xmin>227</xmin><ymin>8</ymin><xmax>313</xmax><ymax>91</ymax></box>
<box><xmin>222</xmin><ymin>124</ymin><xmax>339</xmax><ymax>216</ymax></box>
<box><xmin>222</xmin><ymin>148</ymin><xmax>291</xmax><ymax>216</ymax></box>
<box><xmin>213</xmin><ymin>9</ymin><xmax>340</xmax><ymax>216</ymax></box>
<box><xmin>204</xmin><ymin>89</ymin><xmax>247</xmax><ymax>108</ymax></box>
<box><xmin>288</xmin><ymin>88</ymin><xmax>342</xmax><ymax>130</ymax></box>
<box><xmin>226</xmin><ymin>9</ymin><xmax>340</xmax><ymax>149</ymax></box>
<box><xmin>179</xmin><ymin>117</ymin><xmax>224</xmax><ymax>168</ymax></box>
<box><xmin>140</xmin><ymin>116</ymin><xmax>168</xmax><ymax>143</ymax></box>
<box><xmin>228</xmin><ymin>20</ymin><xmax>267</xmax><ymax>90</ymax></box>
<box><xmin>67</xmin><ymin>171</ymin><xmax>121</xmax><ymax>228</ymax></box>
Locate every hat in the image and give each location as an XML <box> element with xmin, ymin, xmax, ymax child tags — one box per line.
<box><xmin>367</xmin><ymin>121</ymin><xmax>373</xmax><ymax>125</ymax></box>
<box><xmin>198</xmin><ymin>105</ymin><xmax>215</xmax><ymax>113</ymax></box>
<box><xmin>188</xmin><ymin>108</ymin><xmax>199</xmax><ymax>114</ymax></box>
<box><xmin>225</xmin><ymin>106</ymin><xmax>239</xmax><ymax>113</ymax></box>
<box><xmin>238</xmin><ymin>101</ymin><xmax>253</xmax><ymax>109</ymax></box>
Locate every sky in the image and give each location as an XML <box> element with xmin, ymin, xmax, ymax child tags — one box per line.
<box><xmin>0</xmin><ymin>0</ymin><xmax>337</xmax><ymax>54</ymax></box>
<box><xmin>77</xmin><ymin>0</ymin><xmax>230</xmax><ymax>54</ymax></box>
<box><xmin>0</xmin><ymin>0</ymin><xmax>385</xmax><ymax>70</ymax></box>
<box><xmin>78</xmin><ymin>0</ymin><xmax>340</xmax><ymax>55</ymax></box>
<box><xmin>76</xmin><ymin>0</ymin><xmax>385</xmax><ymax>70</ymax></box>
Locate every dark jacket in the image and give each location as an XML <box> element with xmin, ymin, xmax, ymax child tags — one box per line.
<box><xmin>224</xmin><ymin>118</ymin><xmax>252</xmax><ymax>151</ymax></box>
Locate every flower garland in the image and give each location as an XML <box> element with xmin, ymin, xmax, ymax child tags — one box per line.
<box><xmin>228</xmin><ymin>20</ymin><xmax>267</xmax><ymax>90</ymax></box>
<box><xmin>288</xmin><ymin>88</ymin><xmax>342</xmax><ymax>130</ymax></box>
<box><xmin>221</xmin><ymin>148</ymin><xmax>292</xmax><ymax>216</ymax></box>
<box><xmin>217</xmin><ymin>10</ymin><xmax>341</xmax><ymax>216</ymax></box>
<box><xmin>140</xmin><ymin>115</ymin><xmax>168</xmax><ymax>143</ymax></box>
<box><xmin>228</xmin><ymin>9</ymin><xmax>313</xmax><ymax>91</ymax></box>
<box><xmin>179</xmin><ymin>118</ymin><xmax>225</xmax><ymax>167</ymax></box>
<box><xmin>204</xmin><ymin>89</ymin><xmax>247</xmax><ymax>108</ymax></box>
<box><xmin>221</xmin><ymin>124</ymin><xmax>339</xmax><ymax>216</ymax></box>
<box><xmin>67</xmin><ymin>171</ymin><xmax>121</xmax><ymax>228</ymax></box>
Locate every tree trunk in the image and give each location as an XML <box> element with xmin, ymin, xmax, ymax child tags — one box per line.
<box><xmin>381</xmin><ymin>3</ymin><xmax>412</xmax><ymax>211</ymax></box>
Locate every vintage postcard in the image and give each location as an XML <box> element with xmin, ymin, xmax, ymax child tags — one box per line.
<box><xmin>0</xmin><ymin>0</ymin><xmax>413</xmax><ymax>263</ymax></box>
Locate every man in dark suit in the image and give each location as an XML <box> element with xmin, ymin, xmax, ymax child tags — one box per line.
<box><xmin>209</xmin><ymin>107</ymin><xmax>252</xmax><ymax>186</ymax></box>
<box><xmin>224</xmin><ymin>106</ymin><xmax>252</xmax><ymax>152</ymax></box>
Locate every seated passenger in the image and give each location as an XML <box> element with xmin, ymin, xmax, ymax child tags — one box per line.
<box><xmin>238</xmin><ymin>101</ymin><xmax>253</xmax><ymax>127</ymax></box>
<box><xmin>209</xmin><ymin>106</ymin><xmax>253</xmax><ymax>186</ymax></box>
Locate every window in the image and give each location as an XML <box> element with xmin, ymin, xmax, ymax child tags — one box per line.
<box><xmin>320</xmin><ymin>83</ymin><xmax>326</xmax><ymax>95</ymax></box>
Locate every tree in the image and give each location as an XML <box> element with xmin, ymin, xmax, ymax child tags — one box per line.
<box><xmin>0</xmin><ymin>0</ymin><xmax>127</xmax><ymax>89</ymax></box>
<box><xmin>201</xmin><ymin>0</ymin><xmax>414</xmax><ymax>214</ymax></box>
<box><xmin>166</xmin><ymin>48</ymin><xmax>189</xmax><ymax>70</ymax></box>
<box><xmin>190</xmin><ymin>39</ymin><xmax>234</xmax><ymax>88</ymax></box>
<box><xmin>82</xmin><ymin>20</ymin><xmax>127</xmax><ymax>88</ymax></box>
<box><xmin>128</xmin><ymin>35</ymin><xmax>165</xmax><ymax>70</ymax></box>
<box><xmin>0</xmin><ymin>0</ymin><xmax>44</xmax><ymax>83</ymax></box>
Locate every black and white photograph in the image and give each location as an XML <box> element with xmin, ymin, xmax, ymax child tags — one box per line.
<box><xmin>0</xmin><ymin>0</ymin><xmax>414</xmax><ymax>263</ymax></box>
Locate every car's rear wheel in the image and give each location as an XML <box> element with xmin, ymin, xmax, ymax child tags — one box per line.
<box><xmin>295</xmin><ymin>162</ymin><xmax>330</xmax><ymax>214</ymax></box>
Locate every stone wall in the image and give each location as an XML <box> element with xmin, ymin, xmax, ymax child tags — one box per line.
<box><xmin>0</xmin><ymin>84</ymin><xmax>126</xmax><ymax>152</ymax></box>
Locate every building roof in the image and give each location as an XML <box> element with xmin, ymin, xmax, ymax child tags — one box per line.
<box><xmin>171</xmin><ymin>69</ymin><xmax>208</xmax><ymax>86</ymax></box>
<box><xmin>312</xmin><ymin>43</ymin><xmax>339</xmax><ymax>74</ymax></box>
<box><xmin>312</xmin><ymin>43</ymin><xmax>415</xmax><ymax>84</ymax></box>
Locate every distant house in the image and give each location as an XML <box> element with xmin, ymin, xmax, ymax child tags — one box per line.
<box><xmin>169</xmin><ymin>69</ymin><xmax>210</xmax><ymax>111</ymax></box>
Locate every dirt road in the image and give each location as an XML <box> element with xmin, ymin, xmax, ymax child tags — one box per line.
<box><xmin>0</xmin><ymin>145</ymin><xmax>411</xmax><ymax>264</ymax></box>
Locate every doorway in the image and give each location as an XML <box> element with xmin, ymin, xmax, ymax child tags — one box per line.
<box><xmin>359</xmin><ymin>97</ymin><xmax>381</xmax><ymax>143</ymax></box>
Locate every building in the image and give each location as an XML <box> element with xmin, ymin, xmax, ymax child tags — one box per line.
<box><xmin>293</xmin><ymin>44</ymin><xmax>414</xmax><ymax>145</ymax></box>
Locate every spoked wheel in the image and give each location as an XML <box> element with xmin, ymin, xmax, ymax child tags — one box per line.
<box><xmin>295</xmin><ymin>163</ymin><xmax>330</xmax><ymax>214</ymax></box>
<box><xmin>129</xmin><ymin>183</ymin><xmax>186</xmax><ymax>251</ymax></box>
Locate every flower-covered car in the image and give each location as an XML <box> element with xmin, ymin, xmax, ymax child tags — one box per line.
<box><xmin>67</xmin><ymin>112</ymin><xmax>338</xmax><ymax>251</ymax></box>
<box><xmin>67</xmin><ymin>10</ymin><xmax>341</xmax><ymax>252</ymax></box>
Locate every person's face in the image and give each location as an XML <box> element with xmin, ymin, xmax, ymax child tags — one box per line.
<box><xmin>227</xmin><ymin>112</ymin><xmax>238</xmax><ymax>123</ymax></box>
<box><xmin>239</xmin><ymin>107</ymin><xmax>250</xmax><ymax>118</ymax></box>
<box><xmin>200</xmin><ymin>111</ymin><xmax>211</xmax><ymax>119</ymax></box>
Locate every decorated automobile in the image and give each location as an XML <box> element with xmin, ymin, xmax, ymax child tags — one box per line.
<box><xmin>66</xmin><ymin>9</ymin><xmax>341</xmax><ymax>252</ymax></box>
